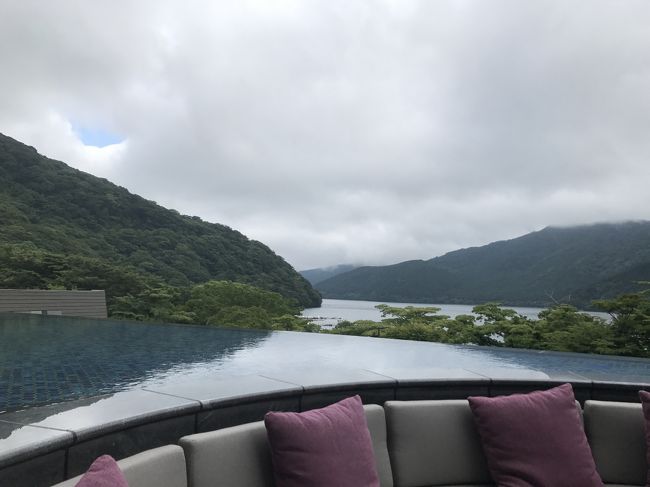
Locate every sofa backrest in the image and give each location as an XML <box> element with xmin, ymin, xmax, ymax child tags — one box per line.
<box><xmin>51</xmin><ymin>445</ymin><xmax>187</xmax><ymax>487</ymax></box>
<box><xmin>178</xmin><ymin>404</ymin><xmax>394</xmax><ymax>487</ymax></box>
<box><xmin>385</xmin><ymin>399</ymin><xmax>493</xmax><ymax>487</ymax></box>
<box><xmin>584</xmin><ymin>400</ymin><xmax>647</xmax><ymax>486</ymax></box>
<box><xmin>48</xmin><ymin>398</ymin><xmax>650</xmax><ymax>487</ymax></box>
<box><xmin>181</xmin><ymin>420</ymin><xmax>273</xmax><ymax>487</ymax></box>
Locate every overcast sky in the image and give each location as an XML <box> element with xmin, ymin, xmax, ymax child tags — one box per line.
<box><xmin>1</xmin><ymin>0</ymin><xmax>649</xmax><ymax>270</ymax></box>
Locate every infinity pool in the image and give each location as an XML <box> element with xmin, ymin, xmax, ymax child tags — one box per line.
<box><xmin>2</xmin><ymin>312</ymin><xmax>650</xmax><ymax>413</ymax></box>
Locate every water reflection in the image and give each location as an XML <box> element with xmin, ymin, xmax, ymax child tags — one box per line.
<box><xmin>0</xmin><ymin>313</ymin><xmax>271</xmax><ymax>412</ymax></box>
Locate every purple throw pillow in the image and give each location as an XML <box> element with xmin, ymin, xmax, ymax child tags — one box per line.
<box><xmin>264</xmin><ymin>395</ymin><xmax>380</xmax><ymax>487</ymax></box>
<box><xmin>468</xmin><ymin>383</ymin><xmax>603</xmax><ymax>487</ymax></box>
<box><xmin>74</xmin><ymin>455</ymin><xmax>128</xmax><ymax>487</ymax></box>
<box><xmin>639</xmin><ymin>390</ymin><xmax>650</xmax><ymax>487</ymax></box>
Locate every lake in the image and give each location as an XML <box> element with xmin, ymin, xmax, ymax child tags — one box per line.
<box><xmin>302</xmin><ymin>298</ymin><xmax>610</xmax><ymax>327</ymax></box>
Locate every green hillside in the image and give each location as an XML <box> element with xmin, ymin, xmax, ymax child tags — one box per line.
<box><xmin>0</xmin><ymin>133</ymin><xmax>320</xmax><ymax>308</ymax></box>
<box><xmin>316</xmin><ymin>222</ymin><xmax>650</xmax><ymax>308</ymax></box>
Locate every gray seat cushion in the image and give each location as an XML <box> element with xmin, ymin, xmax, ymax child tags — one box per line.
<box><xmin>179</xmin><ymin>403</ymin><xmax>393</xmax><ymax>487</ymax></box>
<box><xmin>52</xmin><ymin>444</ymin><xmax>187</xmax><ymax>487</ymax></box>
<box><xmin>181</xmin><ymin>420</ymin><xmax>274</xmax><ymax>487</ymax></box>
<box><xmin>385</xmin><ymin>399</ymin><xmax>493</xmax><ymax>487</ymax></box>
<box><xmin>365</xmin><ymin>404</ymin><xmax>394</xmax><ymax>487</ymax></box>
<box><xmin>584</xmin><ymin>400</ymin><xmax>646</xmax><ymax>486</ymax></box>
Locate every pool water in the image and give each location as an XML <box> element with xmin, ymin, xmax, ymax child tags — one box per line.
<box><xmin>0</xmin><ymin>313</ymin><xmax>269</xmax><ymax>412</ymax></box>
<box><xmin>2</xmin><ymin>312</ymin><xmax>650</xmax><ymax>413</ymax></box>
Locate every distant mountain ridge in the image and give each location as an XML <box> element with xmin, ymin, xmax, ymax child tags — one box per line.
<box><xmin>300</xmin><ymin>264</ymin><xmax>357</xmax><ymax>285</ymax></box>
<box><xmin>315</xmin><ymin>222</ymin><xmax>650</xmax><ymax>308</ymax></box>
<box><xmin>0</xmin><ymin>132</ymin><xmax>320</xmax><ymax>307</ymax></box>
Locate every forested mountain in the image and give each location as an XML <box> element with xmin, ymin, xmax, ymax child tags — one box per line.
<box><xmin>316</xmin><ymin>222</ymin><xmax>650</xmax><ymax>308</ymax></box>
<box><xmin>0</xmin><ymin>133</ymin><xmax>320</xmax><ymax>307</ymax></box>
<box><xmin>300</xmin><ymin>264</ymin><xmax>357</xmax><ymax>285</ymax></box>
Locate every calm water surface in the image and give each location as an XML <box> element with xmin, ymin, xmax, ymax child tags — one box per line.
<box><xmin>0</xmin><ymin>308</ymin><xmax>628</xmax><ymax>413</ymax></box>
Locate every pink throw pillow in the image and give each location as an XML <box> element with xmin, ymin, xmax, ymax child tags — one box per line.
<box><xmin>639</xmin><ymin>390</ymin><xmax>650</xmax><ymax>487</ymax></box>
<box><xmin>74</xmin><ymin>455</ymin><xmax>128</xmax><ymax>487</ymax></box>
<box><xmin>468</xmin><ymin>383</ymin><xmax>603</xmax><ymax>487</ymax></box>
<box><xmin>264</xmin><ymin>395</ymin><xmax>380</xmax><ymax>487</ymax></box>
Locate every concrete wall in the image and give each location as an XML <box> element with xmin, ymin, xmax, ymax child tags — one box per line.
<box><xmin>0</xmin><ymin>289</ymin><xmax>107</xmax><ymax>319</ymax></box>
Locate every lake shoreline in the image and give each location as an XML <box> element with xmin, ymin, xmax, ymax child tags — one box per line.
<box><xmin>302</xmin><ymin>298</ymin><xmax>610</xmax><ymax>327</ymax></box>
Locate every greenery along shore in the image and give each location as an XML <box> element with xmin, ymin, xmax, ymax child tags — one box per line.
<box><xmin>329</xmin><ymin>289</ymin><xmax>650</xmax><ymax>358</ymax></box>
<box><xmin>6</xmin><ymin>242</ymin><xmax>648</xmax><ymax>358</ymax></box>
<box><xmin>130</xmin><ymin>283</ymin><xmax>650</xmax><ymax>359</ymax></box>
<box><xmin>94</xmin><ymin>277</ymin><xmax>650</xmax><ymax>360</ymax></box>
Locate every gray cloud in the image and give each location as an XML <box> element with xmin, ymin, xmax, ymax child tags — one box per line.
<box><xmin>1</xmin><ymin>0</ymin><xmax>649</xmax><ymax>270</ymax></box>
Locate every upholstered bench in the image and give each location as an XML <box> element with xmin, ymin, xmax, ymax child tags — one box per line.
<box><xmin>53</xmin><ymin>397</ymin><xmax>649</xmax><ymax>487</ymax></box>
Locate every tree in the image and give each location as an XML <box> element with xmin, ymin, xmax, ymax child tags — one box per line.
<box><xmin>185</xmin><ymin>280</ymin><xmax>299</xmax><ymax>325</ymax></box>
<box><xmin>535</xmin><ymin>305</ymin><xmax>613</xmax><ymax>354</ymax></box>
<box><xmin>471</xmin><ymin>303</ymin><xmax>534</xmax><ymax>347</ymax></box>
<box><xmin>594</xmin><ymin>285</ymin><xmax>650</xmax><ymax>357</ymax></box>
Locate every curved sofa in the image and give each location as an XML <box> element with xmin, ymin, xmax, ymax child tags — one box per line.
<box><xmin>52</xmin><ymin>398</ymin><xmax>648</xmax><ymax>487</ymax></box>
